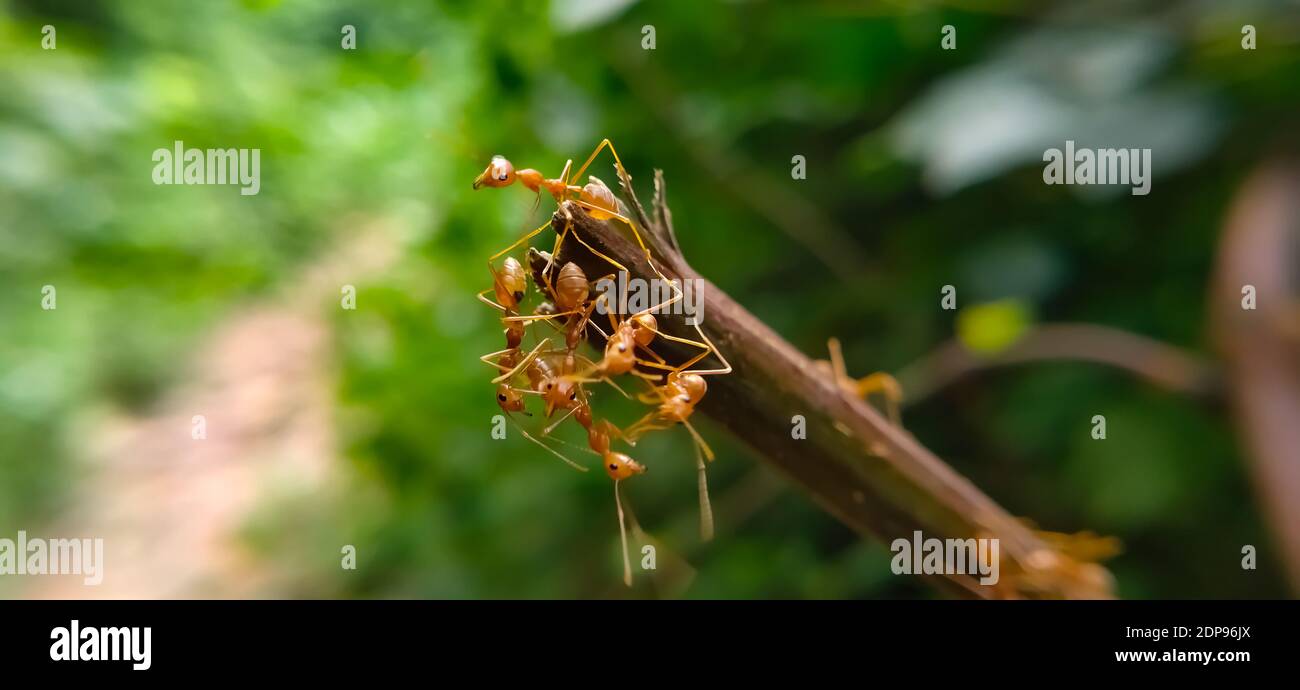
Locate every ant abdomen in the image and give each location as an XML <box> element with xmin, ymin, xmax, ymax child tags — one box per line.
<box><xmin>670</xmin><ymin>372</ymin><xmax>708</xmax><ymax>404</ymax></box>
<box><xmin>579</xmin><ymin>178</ymin><xmax>619</xmax><ymax>220</ymax></box>
<box><xmin>494</xmin><ymin>256</ymin><xmax>528</xmax><ymax>309</ymax></box>
<box><xmin>554</xmin><ymin>262</ymin><xmax>589</xmax><ymax>312</ymax></box>
<box><xmin>629</xmin><ymin>313</ymin><xmax>657</xmax><ymax>347</ymax></box>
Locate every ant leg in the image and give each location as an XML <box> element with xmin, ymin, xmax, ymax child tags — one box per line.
<box><xmin>506</xmin><ymin>411</ymin><xmax>588</xmax><ymax>472</ymax></box>
<box><xmin>543</xmin><ymin>406</ymin><xmax>580</xmax><ymax>436</ymax></box>
<box><xmin>568</xmin><ymin>228</ymin><xmax>707</xmax><ymax>368</ymax></box>
<box><xmin>576</xmin><ymin>291</ymin><xmax>668</xmax><ymax>380</ymax></box>
<box><xmin>623</xmin><ymin>420</ymin><xmax>671</xmax><ymax>446</ymax></box>
<box><xmin>546</xmin><ymin>435</ymin><xmax>601</xmax><ymax>457</ymax></box>
<box><xmin>564</xmin><ymin>348</ymin><xmax>632</xmax><ymax>399</ymax></box>
<box><xmin>692</xmin><ymin>327</ymin><xmax>733</xmax><ymax>375</ymax></box>
<box><xmin>661</xmin><ymin>324</ymin><xmax>732</xmax><ymax>377</ymax></box>
<box><xmin>476</xmin><ymin>289</ymin><xmax>510</xmax><ymax>313</ymax></box>
<box><xmin>569</xmin><ymin>199</ymin><xmax>663</xmax><ymax>277</ymax></box>
<box><xmin>855</xmin><ymin>372</ymin><xmax>903</xmax><ymax>426</ymax></box>
<box><xmin>599</xmin><ymin>374</ymin><xmax>633</xmax><ymax>398</ymax></box>
<box><xmin>567</xmin><ymin>199</ymin><xmax>732</xmax><ymax>377</ymax></box>
<box><xmin>480</xmin><ymin>348</ymin><xmax>518</xmax><ymax>374</ymax></box>
<box><xmin>622</xmin><ymin>409</ymin><xmax>671</xmax><ymax>445</ymax></box>
<box><xmin>631</xmin><ymin>357</ymin><xmax>677</xmax><ymax>373</ymax></box>
<box><xmin>592</xmin><ymin>249</ymin><xmax>721</xmax><ymax>374</ymax></box>
<box><xmin>579</xmin><ymin>274</ymin><xmax>618</xmax><ymax>334</ymax></box>
<box><xmin>827</xmin><ymin>337</ymin><xmax>849</xmax><ymax>387</ymax></box>
<box><xmin>692</xmin><ymin>437</ymin><xmax>714</xmax><ymax>542</ymax></box>
<box><xmin>489</xmin><ymin>219</ymin><xmax>552</xmax><ymax>265</ymax></box>
<box><xmin>632</xmin><ymin>378</ymin><xmax>671</xmax><ymax>407</ymax></box>
<box><xmin>614</xmin><ymin>479</ymin><xmax>633</xmax><ymax>587</ymax></box>
<box><xmin>491</xmin><ymin>338</ymin><xmax>551</xmax><ymax>384</ymax></box>
<box><xmin>544</xmin><ymin>221</ymin><xmax>569</xmax><ymax>297</ymax></box>
<box><xmin>502</xmin><ymin>309</ymin><xmax>583</xmax><ymax>324</ymax></box>
<box><xmin>570</xmin><ymin>138</ymin><xmax>625</xmax><ymax>190</ymax></box>
<box><xmin>566</xmin><ymin>218</ymin><xmax>711</xmax><ymax>359</ymax></box>
<box><xmin>681</xmin><ymin>418</ymin><xmax>715</xmax><ymax>462</ymax></box>
<box><xmin>568</xmin><ymin>222</ymin><xmax>638</xmax><ymax>289</ymax></box>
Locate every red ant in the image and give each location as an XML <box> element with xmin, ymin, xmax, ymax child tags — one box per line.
<box><xmin>572</xmin><ymin>391</ymin><xmax>646</xmax><ymax>587</ymax></box>
<box><xmin>816</xmin><ymin>337</ymin><xmax>903</xmax><ymax>425</ymax></box>
<box><xmin>481</xmin><ymin>338</ymin><xmax>589</xmax><ymax>472</ymax></box>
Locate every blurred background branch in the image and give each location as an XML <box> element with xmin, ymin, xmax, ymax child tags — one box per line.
<box><xmin>1211</xmin><ymin>154</ymin><xmax>1300</xmax><ymax>594</ymax></box>
<box><xmin>897</xmin><ymin>322</ymin><xmax>1221</xmax><ymax>404</ymax></box>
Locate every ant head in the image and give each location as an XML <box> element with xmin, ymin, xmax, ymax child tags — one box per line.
<box><xmin>603</xmin><ymin>452</ymin><xmax>646</xmax><ymax>481</ymax></box>
<box><xmin>629</xmin><ymin>313</ymin><xmax>657</xmax><ymax>347</ymax></box>
<box><xmin>602</xmin><ymin>331</ymin><xmax>636</xmax><ymax>375</ymax></box>
<box><xmin>542</xmin><ymin>377</ymin><xmax>579</xmax><ymax>417</ymax></box>
<box><xmin>495</xmin><ymin>383</ymin><xmax>526</xmax><ymax>414</ymax></box>
<box><xmin>474</xmin><ymin>155</ymin><xmax>515</xmax><ymax>189</ymax></box>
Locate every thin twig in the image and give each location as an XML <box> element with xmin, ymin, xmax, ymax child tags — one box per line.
<box><xmin>896</xmin><ymin>323</ymin><xmax>1220</xmax><ymax>405</ymax></box>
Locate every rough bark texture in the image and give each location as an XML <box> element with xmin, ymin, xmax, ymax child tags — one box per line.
<box><xmin>540</xmin><ymin>170</ymin><xmax>1115</xmax><ymax>599</ymax></box>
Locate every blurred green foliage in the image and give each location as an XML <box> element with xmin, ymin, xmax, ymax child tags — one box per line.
<box><xmin>1</xmin><ymin>0</ymin><xmax>1296</xmax><ymax>598</ymax></box>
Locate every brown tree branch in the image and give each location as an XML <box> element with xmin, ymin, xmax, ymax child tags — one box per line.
<box><xmin>1211</xmin><ymin>156</ymin><xmax>1300</xmax><ymax>593</ymax></box>
<box><xmin>544</xmin><ymin>173</ymin><xmax>1115</xmax><ymax>599</ymax></box>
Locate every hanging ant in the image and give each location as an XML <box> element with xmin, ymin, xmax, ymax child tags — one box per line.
<box><xmin>525</xmin><ymin>234</ymin><xmax>726</xmax><ymax>542</ymax></box>
<box><xmin>621</xmin><ymin>369</ymin><xmax>716</xmax><ymax>541</ymax></box>
<box><xmin>479</xmin><ymin>251</ymin><xmax>631</xmax><ymax>401</ymax></box>
<box><xmin>479</xmin><ymin>338</ymin><xmax>589</xmax><ymax>472</ymax></box>
<box><xmin>569</xmin><ymin>389</ymin><xmax>646</xmax><ymax>587</ymax></box>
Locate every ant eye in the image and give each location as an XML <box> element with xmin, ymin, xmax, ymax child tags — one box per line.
<box><xmin>498</xmin><ymin>394</ymin><xmax>507</xmax><ymax>401</ymax></box>
<box><xmin>609</xmin><ymin>463</ymin><xmax>618</xmax><ymax>470</ymax></box>
<box><xmin>570</xmin><ymin>392</ymin><xmax>577</xmax><ymax>400</ymax></box>
<box><xmin>498</xmin><ymin>173</ymin><xmax>507</xmax><ymax>181</ymax></box>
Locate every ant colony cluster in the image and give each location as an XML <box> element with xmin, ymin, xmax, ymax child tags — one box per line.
<box><xmin>475</xmin><ymin>140</ymin><xmax>731</xmax><ymax>586</ymax></box>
